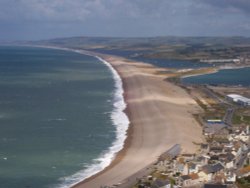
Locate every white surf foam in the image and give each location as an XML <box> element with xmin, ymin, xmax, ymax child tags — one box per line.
<box><xmin>54</xmin><ymin>54</ymin><xmax>130</xmax><ymax>188</ymax></box>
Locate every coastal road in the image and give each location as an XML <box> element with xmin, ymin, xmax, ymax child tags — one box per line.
<box><xmin>223</xmin><ymin>108</ymin><xmax>235</xmax><ymax>126</ymax></box>
<box><xmin>200</xmin><ymin>86</ymin><xmax>227</xmax><ymax>105</ymax></box>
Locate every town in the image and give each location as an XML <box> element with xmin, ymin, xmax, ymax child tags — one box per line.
<box><xmin>129</xmin><ymin>85</ymin><xmax>250</xmax><ymax>188</ymax></box>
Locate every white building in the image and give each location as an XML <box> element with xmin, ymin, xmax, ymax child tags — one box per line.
<box><xmin>226</xmin><ymin>94</ymin><xmax>250</xmax><ymax>106</ymax></box>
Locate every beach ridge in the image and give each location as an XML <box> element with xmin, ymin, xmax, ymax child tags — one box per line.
<box><xmin>23</xmin><ymin>45</ymin><xmax>204</xmax><ymax>188</ymax></box>
<box><xmin>70</xmin><ymin>52</ymin><xmax>204</xmax><ymax>188</ymax></box>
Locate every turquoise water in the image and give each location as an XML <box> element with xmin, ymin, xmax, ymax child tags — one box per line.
<box><xmin>182</xmin><ymin>67</ymin><xmax>250</xmax><ymax>86</ymax></box>
<box><xmin>0</xmin><ymin>46</ymin><xmax>117</xmax><ymax>188</ymax></box>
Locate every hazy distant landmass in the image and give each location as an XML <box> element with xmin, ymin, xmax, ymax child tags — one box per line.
<box><xmin>14</xmin><ymin>36</ymin><xmax>250</xmax><ymax>65</ymax></box>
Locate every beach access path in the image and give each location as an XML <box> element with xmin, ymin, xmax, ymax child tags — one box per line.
<box><xmin>72</xmin><ymin>55</ymin><xmax>203</xmax><ymax>188</ymax></box>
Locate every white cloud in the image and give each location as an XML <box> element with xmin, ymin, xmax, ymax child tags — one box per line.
<box><xmin>0</xmin><ymin>0</ymin><xmax>250</xmax><ymax>39</ymax></box>
<box><xmin>0</xmin><ymin>0</ymin><xmax>182</xmax><ymax>22</ymax></box>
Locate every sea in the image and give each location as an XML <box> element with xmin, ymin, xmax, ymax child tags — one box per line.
<box><xmin>0</xmin><ymin>46</ymin><xmax>129</xmax><ymax>188</ymax></box>
<box><xmin>182</xmin><ymin>67</ymin><xmax>250</xmax><ymax>86</ymax></box>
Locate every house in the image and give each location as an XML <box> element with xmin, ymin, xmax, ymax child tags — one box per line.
<box><xmin>183</xmin><ymin>163</ymin><xmax>189</xmax><ymax>175</ymax></box>
<box><xmin>178</xmin><ymin>173</ymin><xmax>200</xmax><ymax>187</ymax></box>
<box><xmin>202</xmin><ymin>165</ymin><xmax>213</xmax><ymax>174</ymax></box>
<box><xmin>173</xmin><ymin>160</ymin><xmax>185</xmax><ymax>174</ymax></box>
<box><xmin>228</xmin><ymin>129</ymin><xmax>249</xmax><ymax>142</ymax></box>
<box><xmin>210</xmin><ymin>146</ymin><xmax>224</xmax><ymax>154</ymax></box>
<box><xmin>211</xmin><ymin>163</ymin><xmax>225</xmax><ymax>173</ymax></box>
<box><xmin>178</xmin><ymin>175</ymin><xmax>191</xmax><ymax>187</ymax></box>
<box><xmin>231</xmin><ymin>142</ymin><xmax>244</xmax><ymax>165</ymax></box>
<box><xmin>198</xmin><ymin>155</ymin><xmax>210</xmax><ymax>165</ymax></box>
<box><xmin>203</xmin><ymin>183</ymin><xmax>227</xmax><ymax>188</ymax></box>
<box><xmin>189</xmin><ymin>173</ymin><xmax>200</xmax><ymax>185</ymax></box>
<box><xmin>199</xmin><ymin>163</ymin><xmax>225</xmax><ymax>182</ymax></box>
<box><xmin>151</xmin><ymin>179</ymin><xmax>171</xmax><ymax>188</ymax></box>
<box><xmin>210</xmin><ymin>155</ymin><xmax>219</xmax><ymax>162</ymax></box>
<box><xmin>240</xmin><ymin>141</ymin><xmax>249</xmax><ymax>152</ymax></box>
<box><xmin>223</xmin><ymin>143</ymin><xmax>233</xmax><ymax>151</ymax></box>
<box><xmin>224</xmin><ymin>160</ymin><xmax>234</xmax><ymax>169</ymax></box>
<box><xmin>201</xmin><ymin>144</ymin><xmax>210</xmax><ymax>153</ymax></box>
<box><xmin>225</xmin><ymin>153</ymin><xmax>235</xmax><ymax>168</ymax></box>
<box><xmin>157</xmin><ymin>160</ymin><xmax>173</xmax><ymax>172</ymax></box>
<box><xmin>181</xmin><ymin>162</ymin><xmax>199</xmax><ymax>175</ymax></box>
<box><xmin>213</xmin><ymin>128</ymin><xmax>230</xmax><ymax>139</ymax></box>
<box><xmin>188</xmin><ymin>162</ymin><xmax>199</xmax><ymax>174</ymax></box>
<box><xmin>213</xmin><ymin>173</ymin><xmax>226</xmax><ymax>184</ymax></box>
<box><xmin>218</xmin><ymin>153</ymin><xmax>235</xmax><ymax>169</ymax></box>
<box><xmin>193</xmin><ymin>155</ymin><xmax>210</xmax><ymax>166</ymax></box>
<box><xmin>224</xmin><ymin>170</ymin><xmax>236</xmax><ymax>183</ymax></box>
<box><xmin>181</xmin><ymin>154</ymin><xmax>196</xmax><ymax>162</ymax></box>
<box><xmin>198</xmin><ymin>170</ymin><xmax>213</xmax><ymax>182</ymax></box>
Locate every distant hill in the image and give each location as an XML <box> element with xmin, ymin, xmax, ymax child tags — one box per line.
<box><xmin>11</xmin><ymin>36</ymin><xmax>250</xmax><ymax>63</ymax></box>
<box><xmin>23</xmin><ymin>36</ymin><xmax>250</xmax><ymax>47</ymax></box>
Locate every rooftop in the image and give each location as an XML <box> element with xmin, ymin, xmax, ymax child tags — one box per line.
<box><xmin>227</xmin><ymin>94</ymin><xmax>250</xmax><ymax>103</ymax></box>
<box><xmin>204</xmin><ymin>184</ymin><xmax>227</xmax><ymax>188</ymax></box>
<box><xmin>202</xmin><ymin>163</ymin><xmax>224</xmax><ymax>174</ymax></box>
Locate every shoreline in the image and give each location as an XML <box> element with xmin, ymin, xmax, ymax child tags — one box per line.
<box><xmin>3</xmin><ymin>45</ymin><xmax>250</xmax><ymax>188</ymax></box>
<box><xmin>56</xmin><ymin>55</ymin><xmax>131</xmax><ymax>188</ymax></box>
<box><xmin>70</xmin><ymin>52</ymin><xmax>204</xmax><ymax>187</ymax></box>
<box><xmin>11</xmin><ymin>45</ymin><xmax>131</xmax><ymax>187</ymax></box>
<box><xmin>181</xmin><ymin>66</ymin><xmax>250</xmax><ymax>87</ymax></box>
<box><xmin>180</xmin><ymin>64</ymin><xmax>250</xmax><ymax>80</ymax></box>
<box><xmin>180</xmin><ymin>68</ymin><xmax>218</xmax><ymax>79</ymax></box>
<box><xmin>32</xmin><ymin>46</ymin><xmax>131</xmax><ymax>188</ymax></box>
<box><xmin>12</xmin><ymin>45</ymin><xmax>205</xmax><ymax>187</ymax></box>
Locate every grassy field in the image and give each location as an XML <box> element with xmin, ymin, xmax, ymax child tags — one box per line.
<box><xmin>233</xmin><ymin>114</ymin><xmax>250</xmax><ymax>125</ymax></box>
<box><xmin>237</xmin><ymin>176</ymin><xmax>250</xmax><ymax>188</ymax></box>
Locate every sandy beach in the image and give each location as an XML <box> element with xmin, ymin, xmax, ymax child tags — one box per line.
<box><xmin>70</xmin><ymin>54</ymin><xmax>204</xmax><ymax>188</ymax></box>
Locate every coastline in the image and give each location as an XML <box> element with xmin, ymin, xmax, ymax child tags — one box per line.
<box><xmin>56</xmin><ymin>55</ymin><xmax>130</xmax><ymax>188</ymax></box>
<box><xmin>71</xmin><ymin>52</ymin><xmax>204</xmax><ymax>187</ymax></box>
<box><xmin>180</xmin><ymin>68</ymin><xmax>218</xmax><ymax>79</ymax></box>
<box><xmin>4</xmin><ymin>45</ymin><xmax>250</xmax><ymax>188</ymax></box>
<box><xmin>13</xmin><ymin>45</ymin><xmax>131</xmax><ymax>187</ymax></box>
<box><xmin>181</xmin><ymin>66</ymin><xmax>250</xmax><ymax>87</ymax></box>
<box><xmin>181</xmin><ymin>64</ymin><xmax>250</xmax><ymax>80</ymax></box>
<box><xmin>14</xmin><ymin>45</ymin><xmax>205</xmax><ymax>188</ymax></box>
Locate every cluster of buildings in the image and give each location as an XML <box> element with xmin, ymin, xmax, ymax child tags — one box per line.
<box><xmin>136</xmin><ymin>125</ymin><xmax>249</xmax><ymax>188</ymax></box>
<box><xmin>134</xmin><ymin>93</ymin><xmax>250</xmax><ymax>188</ymax></box>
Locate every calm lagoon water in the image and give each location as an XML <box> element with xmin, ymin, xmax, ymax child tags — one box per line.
<box><xmin>91</xmin><ymin>49</ymin><xmax>211</xmax><ymax>69</ymax></box>
<box><xmin>0</xmin><ymin>46</ymin><xmax>118</xmax><ymax>188</ymax></box>
<box><xmin>182</xmin><ymin>67</ymin><xmax>250</xmax><ymax>86</ymax></box>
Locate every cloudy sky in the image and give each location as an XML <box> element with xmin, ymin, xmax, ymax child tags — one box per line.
<box><xmin>1</xmin><ymin>0</ymin><xmax>250</xmax><ymax>40</ymax></box>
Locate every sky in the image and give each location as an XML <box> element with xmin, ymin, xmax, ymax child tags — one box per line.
<box><xmin>1</xmin><ymin>0</ymin><xmax>250</xmax><ymax>40</ymax></box>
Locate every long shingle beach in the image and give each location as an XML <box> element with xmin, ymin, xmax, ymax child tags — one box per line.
<box><xmin>71</xmin><ymin>54</ymin><xmax>204</xmax><ymax>188</ymax></box>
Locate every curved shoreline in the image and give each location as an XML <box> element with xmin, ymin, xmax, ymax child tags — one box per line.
<box><xmin>181</xmin><ymin>64</ymin><xmax>250</xmax><ymax>79</ymax></box>
<box><xmin>16</xmin><ymin>45</ymin><xmax>204</xmax><ymax>188</ymax></box>
<box><xmin>181</xmin><ymin>66</ymin><xmax>250</xmax><ymax>87</ymax></box>
<box><xmin>72</xmin><ymin>53</ymin><xmax>204</xmax><ymax>188</ymax></box>
<box><xmin>17</xmin><ymin>45</ymin><xmax>131</xmax><ymax>187</ymax></box>
<box><xmin>56</xmin><ymin>55</ymin><xmax>130</xmax><ymax>188</ymax></box>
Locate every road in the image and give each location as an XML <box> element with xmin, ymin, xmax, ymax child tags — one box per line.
<box><xmin>223</xmin><ymin>108</ymin><xmax>235</xmax><ymax>127</ymax></box>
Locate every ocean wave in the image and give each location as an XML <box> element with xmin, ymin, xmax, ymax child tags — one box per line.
<box><xmin>54</xmin><ymin>54</ymin><xmax>130</xmax><ymax>188</ymax></box>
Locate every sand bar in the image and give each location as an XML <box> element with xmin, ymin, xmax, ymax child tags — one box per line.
<box><xmin>70</xmin><ymin>54</ymin><xmax>203</xmax><ymax>188</ymax></box>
